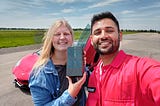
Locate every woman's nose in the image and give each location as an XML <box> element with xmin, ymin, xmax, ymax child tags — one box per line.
<box><xmin>59</xmin><ymin>33</ymin><xmax>65</xmax><ymax>39</ymax></box>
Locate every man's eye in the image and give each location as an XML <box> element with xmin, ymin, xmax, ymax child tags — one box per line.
<box><xmin>106</xmin><ymin>29</ymin><xmax>114</xmax><ymax>33</ymax></box>
<box><xmin>94</xmin><ymin>31</ymin><xmax>101</xmax><ymax>35</ymax></box>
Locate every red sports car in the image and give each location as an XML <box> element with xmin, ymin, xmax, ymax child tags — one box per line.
<box><xmin>12</xmin><ymin>49</ymin><xmax>40</xmax><ymax>89</ymax></box>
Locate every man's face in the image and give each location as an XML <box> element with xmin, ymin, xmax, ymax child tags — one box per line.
<box><xmin>91</xmin><ymin>18</ymin><xmax>122</xmax><ymax>55</ymax></box>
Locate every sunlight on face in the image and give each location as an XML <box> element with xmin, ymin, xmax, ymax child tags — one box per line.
<box><xmin>91</xmin><ymin>18</ymin><xmax>120</xmax><ymax>55</ymax></box>
<box><xmin>52</xmin><ymin>25</ymin><xmax>73</xmax><ymax>52</ymax></box>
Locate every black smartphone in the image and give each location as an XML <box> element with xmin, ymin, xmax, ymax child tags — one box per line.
<box><xmin>66</xmin><ymin>46</ymin><xmax>83</xmax><ymax>77</ymax></box>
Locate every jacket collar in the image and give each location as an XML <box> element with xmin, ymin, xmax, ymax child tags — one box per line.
<box><xmin>110</xmin><ymin>50</ymin><xmax>127</xmax><ymax>68</ymax></box>
<box><xmin>99</xmin><ymin>50</ymin><xmax>127</xmax><ymax>68</ymax></box>
<box><xmin>43</xmin><ymin>58</ymin><xmax>58</xmax><ymax>75</ymax></box>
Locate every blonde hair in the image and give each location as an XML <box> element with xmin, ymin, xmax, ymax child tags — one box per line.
<box><xmin>33</xmin><ymin>19</ymin><xmax>73</xmax><ymax>74</ymax></box>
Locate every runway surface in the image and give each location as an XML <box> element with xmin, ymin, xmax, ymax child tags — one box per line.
<box><xmin>0</xmin><ymin>33</ymin><xmax>160</xmax><ymax>106</ymax></box>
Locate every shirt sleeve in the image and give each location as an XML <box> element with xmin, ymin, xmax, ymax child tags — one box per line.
<box><xmin>45</xmin><ymin>90</ymin><xmax>77</xmax><ymax>106</ymax></box>
<box><xmin>29</xmin><ymin>72</ymin><xmax>77</xmax><ymax>106</ymax></box>
<box><xmin>137</xmin><ymin>57</ymin><xmax>160</xmax><ymax>105</ymax></box>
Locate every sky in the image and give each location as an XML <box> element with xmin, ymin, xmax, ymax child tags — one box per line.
<box><xmin>0</xmin><ymin>0</ymin><xmax>160</xmax><ymax>30</ymax></box>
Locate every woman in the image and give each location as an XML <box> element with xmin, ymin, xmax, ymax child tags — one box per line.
<box><xmin>29</xmin><ymin>19</ymin><xmax>86</xmax><ymax>106</ymax></box>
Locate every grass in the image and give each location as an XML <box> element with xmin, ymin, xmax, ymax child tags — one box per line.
<box><xmin>122</xmin><ymin>31</ymin><xmax>138</xmax><ymax>35</ymax></box>
<box><xmin>0</xmin><ymin>29</ymin><xmax>138</xmax><ymax>48</ymax></box>
<box><xmin>0</xmin><ymin>30</ymin><xmax>44</xmax><ymax>48</ymax></box>
<box><xmin>0</xmin><ymin>30</ymin><xmax>82</xmax><ymax>48</ymax></box>
<box><xmin>74</xmin><ymin>30</ymin><xmax>82</xmax><ymax>40</ymax></box>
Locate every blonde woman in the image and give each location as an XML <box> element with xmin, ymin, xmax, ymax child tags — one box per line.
<box><xmin>29</xmin><ymin>19</ymin><xmax>86</xmax><ymax>106</ymax></box>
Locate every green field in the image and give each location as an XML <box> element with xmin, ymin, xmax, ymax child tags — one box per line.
<box><xmin>0</xmin><ymin>30</ymin><xmax>82</xmax><ymax>48</ymax></box>
<box><xmin>0</xmin><ymin>30</ymin><xmax>44</xmax><ymax>48</ymax></box>
<box><xmin>0</xmin><ymin>29</ymin><xmax>138</xmax><ymax>48</ymax></box>
<box><xmin>74</xmin><ymin>30</ymin><xmax>82</xmax><ymax>40</ymax></box>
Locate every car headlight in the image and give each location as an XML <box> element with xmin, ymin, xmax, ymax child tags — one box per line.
<box><xmin>15</xmin><ymin>59</ymin><xmax>22</xmax><ymax>67</ymax></box>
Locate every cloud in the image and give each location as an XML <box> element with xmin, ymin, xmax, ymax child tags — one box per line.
<box><xmin>121</xmin><ymin>10</ymin><xmax>134</xmax><ymax>14</ymax></box>
<box><xmin>0</xmin><ymin>0</ymin><xmax>159</xmax><ymax>30</ymax></box>
<box><xmin>88</xmin><ymin>0</ymin><xmax>123</xmax><ymax>8</ymax></box>
<box><xmin>9</xmin><ymin>0</ymin><xmax>45</xmax><ymax>9</ymax></box>
<box><xmin>0</xmin><ymin>0</ymin><xmax>47</xmax><ymax>15</ymax></box>
<box><xmin>61</xmin><ymin>8</ymin><xmax>74</xmax><ymax>13</ymax></box>
<box><xmin>64</xmin><ymin>16</ymin><xmax>90</xmax><ymax>28</ymax></box>
<box><xmin>47</xmin><ymin>12</ymin><xmax>60</xmax><ymax>16</ymax></box>
<box><xmin>50</xmin><ymin>0</ymin><xmax>75</xmax><ymax>4</ymax></box>
<box><xmin>139</xmin><ymin>2</ymin><xmax>160</xmax><ymax>10</ymax></box>
<box><xmin>50</xmin><ymin>0</ymin><xmax>95</xmax><ymax>4</ymax></box>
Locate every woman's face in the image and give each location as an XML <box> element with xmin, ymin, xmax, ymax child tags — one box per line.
<box><xmin>52</xmin><ymin>25</ymin><xmax>73</xmax><ymax>52</ymax></box>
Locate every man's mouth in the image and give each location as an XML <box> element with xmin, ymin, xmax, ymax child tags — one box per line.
<box><xmin>99</xmin><ymin>41</ymin><xmax>111</xmax><ymax>47</ymax></box>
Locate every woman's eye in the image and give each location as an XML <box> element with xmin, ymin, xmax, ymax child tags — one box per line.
<box><xmin>64</xmin><ymin>32</ymin><xmax>70</xmax><ymax>36</ymax></box>
<box><xmin>54</xmin><ymin>32</ymin><xmax>71</xmax><ymax>36</ymax></box>
<box><xmin>54</xmin><ymin>33</ymin><xmax>60</xmax><ymax>36</ymax></box>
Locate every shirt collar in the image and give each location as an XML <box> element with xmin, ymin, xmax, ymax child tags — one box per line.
<box><xmin>110</xmin><ymin>50</ymin><xmax>127</xmax><ymax>68</ymax></box>
<box><xmin>100</xmin><ymin>50</ymin><xmax>127</xmax><ymax>68</ymax></box>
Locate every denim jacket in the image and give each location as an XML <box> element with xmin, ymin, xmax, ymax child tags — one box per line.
<box><xmin>29</xmin><ymin>58</ymin><xmax>86</xmax><ymax>106</ymax></box>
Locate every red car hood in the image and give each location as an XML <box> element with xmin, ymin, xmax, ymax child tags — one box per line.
<box><xmin>12</xmin><ymin>53</ymin><xmax>39</xmax><ymax>81</ymax></box>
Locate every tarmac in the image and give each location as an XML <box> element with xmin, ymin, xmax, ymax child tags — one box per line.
<box><xmin>0</xmin><ymin>32</ymin><xmax>160</xmax><ymax>106</ymax></box>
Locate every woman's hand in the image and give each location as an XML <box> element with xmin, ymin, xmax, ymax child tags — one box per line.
<box><xmin>66</xmin><ymin>72</ymin><xmax>86</xmax><ymax>98</ymax></box>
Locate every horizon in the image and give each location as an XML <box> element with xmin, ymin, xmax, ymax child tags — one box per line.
<box><xmin>1</xmin><ymin>27</ymin><xmax>159</xmax><ymax>32</ymax></box>
<box><xmin>0</xmin><ymin>0</ymin><xmax>160</xmax><ymax>30</ymax></box>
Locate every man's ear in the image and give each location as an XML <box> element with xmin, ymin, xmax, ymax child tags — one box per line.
<box><xmin>90</xmin><ymin>35</ymin><xmax>93</xmax><ymax>46</ymax></box>
<box><xmin>119</xmin><ymin>32</ymin><xmax>123</xmax><ymax>41</ymax></box>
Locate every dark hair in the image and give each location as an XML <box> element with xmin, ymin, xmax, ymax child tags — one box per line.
<box><xmin>91</xmin><ymin>11</ymin><xmax>120</xmax><ymax>33</ymax></box>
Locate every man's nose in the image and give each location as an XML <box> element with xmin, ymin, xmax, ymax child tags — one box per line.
<box><xmin>99</xmin><ymin>30</ymin><xmax>108</xmax><ymax>38</ymax></box>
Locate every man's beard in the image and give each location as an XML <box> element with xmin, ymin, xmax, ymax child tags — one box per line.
<box><xmin>93</xmin><ymin>37</ymin><xmax>120</xmax><ymax>55</ymax></box>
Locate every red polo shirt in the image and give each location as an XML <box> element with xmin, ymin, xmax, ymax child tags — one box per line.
<box><xmin>86</xmin><ymin>50</ymin><xmax>160</xmax><ymax>106</ymax></box>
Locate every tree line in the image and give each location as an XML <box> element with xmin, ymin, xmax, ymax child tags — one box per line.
<box><xmin>0</xmin><ymin>28</ymin><xmax>159</xmax><ymax>33</ymax></box>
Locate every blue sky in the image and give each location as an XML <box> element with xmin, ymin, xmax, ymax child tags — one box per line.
<box><xmin>0</xmin><ymin>0</ymin><xmax>160</xmax><ymax>30</ymax></box>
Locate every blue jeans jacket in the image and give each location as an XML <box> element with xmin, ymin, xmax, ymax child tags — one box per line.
<box><xmin>29</xmin><ymin>58</ymin><xmax>86</xmax><ymax>106</ymax></box>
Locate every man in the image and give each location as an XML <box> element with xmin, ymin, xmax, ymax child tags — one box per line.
<box><xmin>86</xmin><ymin>11</ymin><xmax>160</xmax><ymax>106</ymax></box>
